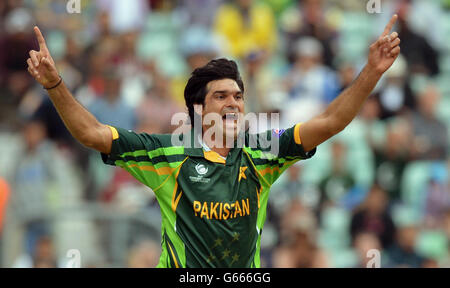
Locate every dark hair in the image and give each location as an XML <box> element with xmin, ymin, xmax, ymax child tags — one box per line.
<box><xmin>184</xmin><ymin>58</ymin><xmax>244</xmax><ymax>124</ymax></box>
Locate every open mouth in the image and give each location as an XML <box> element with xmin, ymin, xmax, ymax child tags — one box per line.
<box><xmin>222</xmin><ymin>113</ymin><xmax>239</xmax><ymax>121</ymax></box>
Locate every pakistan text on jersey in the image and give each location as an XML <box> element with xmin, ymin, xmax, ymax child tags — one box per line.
<box><xmin>193</xmin><ymin>199</ymin><xmax>251</xmax><ymax>220</ymax></box>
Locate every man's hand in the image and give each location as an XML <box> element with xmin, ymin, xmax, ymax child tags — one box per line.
<box><xmin>26</xmin><ymin>26</ymin><xmax>60</xmax><ymax>88</ymax></box>
<box><xmin>299</xmin><ymin>15</ymin><xmax>401</xmax><ymax>152</ymax></box>
<box><xmin>367</xmin><ymin>14</ymin><xmax>401</xmax><ymax>75</ymax></box>
<box><xmin>25</xmin><ymin>26</ymin><xmax>112</xmax><ymax>154</ymax></box>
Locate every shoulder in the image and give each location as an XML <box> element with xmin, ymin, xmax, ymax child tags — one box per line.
<box><xmin>148</xmin><ymin>133</ymin><xmax>184</xmax><ymax>148</ymax></box>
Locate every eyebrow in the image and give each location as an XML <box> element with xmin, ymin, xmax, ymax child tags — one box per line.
<box><xmin>213</xmin><ymin>90</ymin><xmax>243</xmax><ymax>95</ymax></box>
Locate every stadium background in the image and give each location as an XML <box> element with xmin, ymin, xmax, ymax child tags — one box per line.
<box><xmin>0</xmin><ymin>0</ymin><xmax>449</xmax><ymax>268</ymax></box>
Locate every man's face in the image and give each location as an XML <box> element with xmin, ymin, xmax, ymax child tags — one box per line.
<box><xmin>201</xmin><ymin>78</ymin><xmax>245</xmax><ymax>143</ymax></box>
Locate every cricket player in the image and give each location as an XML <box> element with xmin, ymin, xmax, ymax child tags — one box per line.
<box><xmin>26</xmin><ymin>15</ymin><xmax>400</xmax><ymax>268</ymax></box>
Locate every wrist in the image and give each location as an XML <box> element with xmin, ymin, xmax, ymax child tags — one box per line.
<box><xmin>363</xmin><ymin>63</ymin><xmax>383</xmax><ymax>79</ymax></box>
<box><xmin>44</xmin><ymin>76</ymin><xmax>62</xmax><ymax>90</ymax></box>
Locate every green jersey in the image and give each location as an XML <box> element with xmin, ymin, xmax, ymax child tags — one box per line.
<box><xmin>102</xmin><ymin>123</ymin><xmax>315</xmax><ymax>268</ymax></box>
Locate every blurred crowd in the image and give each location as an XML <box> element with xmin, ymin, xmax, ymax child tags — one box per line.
<box><xmin>0</xmin><ymin>0</ymin><xmax>450</xmax><ymax>267</ymax></box>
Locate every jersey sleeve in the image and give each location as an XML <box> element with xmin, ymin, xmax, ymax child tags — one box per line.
<box><xmin>101</xmin><ymin>126</ymin><xmax>186</xmax><ymax>191</ymax></box>
<box><xmin>277</xmin><ymin>123</ymin><xmax>316</xmax><ymax>159</ymax></box>
<box><xmin>244</xmin><ymin>123</ymin><xmax>316</xmax><ymax>186</ymax></box>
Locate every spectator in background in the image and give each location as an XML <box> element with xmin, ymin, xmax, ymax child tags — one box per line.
<box><xmin>350</xmin><ymin>184</ymin><xmax>396</xmax><ymax>250</ymax></box>
<box><xmin>0</xmin><ymin>0</ymin><xmax>16</xmax><ymax>18</ymax></box>
<box><xmin>96</xmin><ymin>0</ymin><xmax>149</xmax><ymax>34</ymax></box>
<box><xmin>0</xmin><ymin>7</ymin><xmax>35</xmax><ymax>124</ymax></box>
<box><xmin>395</xmin><ymin>0</ymin><xmax>439</xmax><ymax>76</ymax></box>
<box><xmin>82</xmin><ymin>9</ymin><xmax>123</xmax><ymax>101</ymax></box>
<box><xmin>373</xmin><ymin>118</ymin><xmax>411</xmax><ymax>202</ymax></box>
<box><xmin>31</xmin><ymin>93</ymin><xmax>75</xmax><ymax>148</ymax></box>
<box><xmin>282</xmin><ymin>37</ymin><xmax>339</xmax><ymax>126</ymax></box>
<box><xmin>386</xmin><ymin>220</ymin><xmax>425</xmax><ymax>268</ymax></box>
<box><xmin>273</xmin><ymin>200</ymin><xmax>328</xmax><ymax>267</ymax></box>
<box><xmin>424</xmin><ymin>162</ymin><xmax>450</xmax><ymax>229</ymax></box>
<box><xmin>82</xmin><ymin>7</ymin><xmax>147</xmax><ymax>109</ymax></box>
<box><xmin>440</xmin><ymin>208</ymin><xmax>450</xmax><ymax>267</ymax></box>
<box><xmin>376</xmin><ymin>55</ymin><xmax>415</xmax><ymax>119</ymax></box>
<box><xmin>177</xmin><ymin>0</ymin><xmax>222</xmax><ymax>28</ymax></box>
<box><xmin>0</xmin><ymin>7</ymin><xmax>35</xmax><ymax>88</ymax></box>
<box><xmin>127</xmin><ymin>240</ymin><xmax>160</xmax><ymax>268</ymax></box>
<box><xmin>31</xmin><ymin>0</ymin><xmax>84</xmax><ymax>31</ymax></box>
<box><xmin>100</xmin><ymin>165</ymin><xmax>155</xmax><ymax>209</ymax></box>
<box><xmin>336</xmin><ymin>60</ymin><xmax>356</xmax><ymax>93</ymax></box>
<box><xmin>444</xmin><ymin>208</ymin><xmax>450</xmax><ymax>242</ymax></box>
<box><xmin>213</xmin><ymin>0</ymin><xmax>277</xmax><ymax>58</ymax></box>
<box><xmin>279</xmin><ymin>0</ymin><xmax>337</xmax><ymax>67</ymax></box>
<box><xmin>352</xmin><ymin>231</ymin><xmax>383</xmax><ymax>268</ymax></box>
<box><xmin>12</xmin><ymin>235</ymin><xmax>58</xmax><ymax>268</ymax></box>
<box><xmin>318</xmin><ymin>141</ymin><xmax>357</xmax><ymax>211</ymax></box>
<box><xmin>56</xmin><ymin>36</ymin><xmax>84</xmax><ymax>92</ymax></box>
<box><xmin>171</xmin><ymin>26</ymin><xmax>221</xmax><ymax>105</ymax></box>
<box><xmin>10</xmin><ymin>120</ymin><xmax>63</xmax><ymax>256</ymax></box>
<box><xmin>440</xmin><ymin>208</ymin><xmax>450</xmax><ymax>268</ymax></box>
<box><xmin>267</xmin><ymin>164</ymin><xmax>321</xmax><ymax>266</ymax></box>
<box><xmin>75</xmin><ymin>40</ymin><xmax>119</xmax><ymax>107</ymax></box>
<box><xmin>270</xmin><ymin>162</ymin><xmax>321</xmax><ymax>224</ymax></box>
<box><xmin>88</xmin><ymin>69</ymin><xmax>136</xmax><ymax>131</ymax></box>
<box><xmin>83</xmin><ymin>64</ymin><xmax>139</xmax><ymax>183</ymax></box>
<box><xmin>241</xmin><ymin>51</ymin><xmax>276</xmax><ymax>114</ymax></box>
<box><xmin>359</xmin><ymin>95</ymin><xmax>384</xmax><ymax>148</ymax></box>
<box><xmin>86</xmin><ymin>10</ymin><xmax>113</xmax><ymax>47</ymax></box>
<box><xmin>409</xmin><ymin>84</ymin><xmax>448</xmax><ymax>161</ymax></box>
<box><xmin>115</xmin><ymin>30</ymin><xmax>151</xmax><ymax>109</ymax></box>
<box><xmin>136</xmin><ymin>70</ymin><xmax>183</xmax><ymax>134</ymax></box>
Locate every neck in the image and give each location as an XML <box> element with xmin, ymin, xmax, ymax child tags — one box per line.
<box><xmin>202</xmin><ymin>133</ymin><xmax>232</xmax><ymax>157</ymax></box>
<box><xmin>211</xmin><ymin>146</ymin><xmax>231</xmax><ymax>157</ymax></box>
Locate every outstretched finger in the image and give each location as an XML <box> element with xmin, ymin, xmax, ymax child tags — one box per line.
<box><xmin>382</xmin><ymin>14</ymin><xmax>398</xmax><ymax>37</ymax></box>
<box><xmin>34</xmin><ymin>26</ymin><xmax>49</xmax><ymax>54</ymax></box>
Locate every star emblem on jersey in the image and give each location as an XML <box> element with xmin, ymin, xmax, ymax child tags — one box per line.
<box><xmin>230</xmin><ymin>253</ymin><xmax>240</xmax><ymax>265</ymax></box>
<box><xmin>212</xmin><ymin>238</ymin><xmax>223</xmax><ymax>248</ymax></box>
<box><xmin>221</xmin><ymin>249</ymin><xmax>231</xmax><ymax>260</ymax></box>
<box><xmin>207</xmin><ymin>253</ymin><xmax>216</xmax><ymax>263</ymax></box>
<box><xmin>238</xmin><ymin>166</ymin><xmax>247</xmax><ymax>182</ymax></box>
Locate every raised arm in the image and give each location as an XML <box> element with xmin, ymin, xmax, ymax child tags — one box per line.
<box><xmin>26</xmin><ymin>26</ymin><xmax>112</xmax><ymax>154</ymax></box>
<box><xmin>299</xmin><ymin>15</ymin><xmax>401</xmax><ymax>152</ymax></box>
